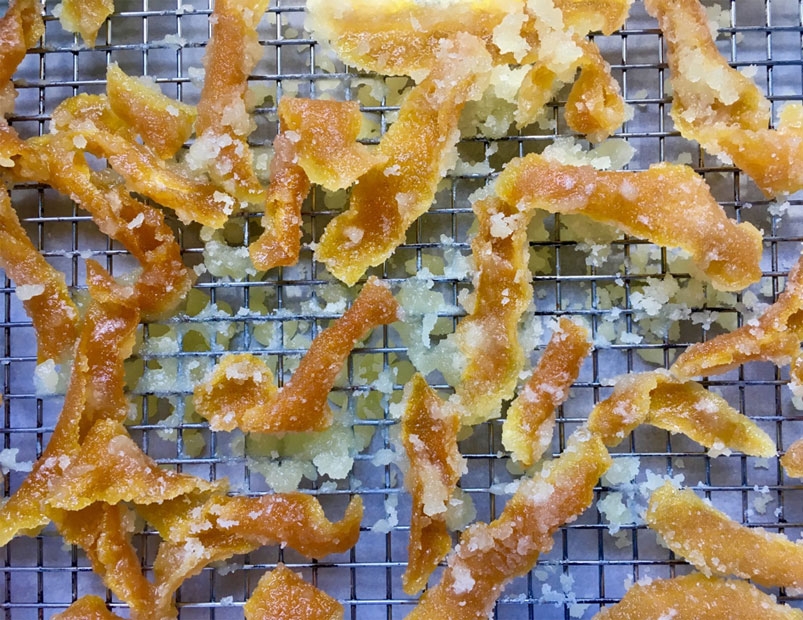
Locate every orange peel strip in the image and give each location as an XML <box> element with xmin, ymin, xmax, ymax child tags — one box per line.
<box><xmin>782</xmin><ymin>438</ymin><xmax>803</xmax><ymax>479</ymax></box>
<box><xmin>672</xmin><ymin>253</ymin><xmax>803</xmax><ymax>380</ymax></box>
<box><xmin>53</xmin><ymin>596</ymin><xmax>122</xmax><ymax>620</ymax></box>
<box><xmin>106</xmin><ymin>62</ymin><xmax>197</xmax><ymax>159</ymax></box>
<box><xmin>407</xmin><ymin>431</ymin><xmax>610</xmax><ymax>619</ymax></box>
<box><xmin>51</xmin><ymin>94</ymin><xmax>234</xmax><ymax>228</ymax></box>
<box><xmin>193</xmin><ymin>0</ymin><xmax>269</xmax><ymax>202</ymax></box>
<box><xmin>148</xmin><ymin>493</ymin><xmax>363</xmax><ymax>618</ymax></box>
<box><xmin>57</xmin><ymin>0</ymin><xmax>113</xmax><ymax>48</ymax></box>
<box><xmin>588</xmin><ymin>371</ymin><xmax>775</xmax><ymax>457</ymax></box>
<box><xmin>0</xmin><ymin>0</ymin><xmax>43</xmax><ymax>118</ymax></box>
<box><xmin>278</xmin><ymin>97</ymin><xmax>385</xmax><ymax>192</ymax></box>
<box><xmin>400</xmin><ymin>374</ymin><xmax>464</xmax><ymax>595</ymax></box>
<box><xmin>244</xmin><ymin>564</ymin><xmax>344</xmax><ymax>620</ymax></box>
<box><xmin>646</xmin><ymin>482</ymin><xmax>803</xmax><ymax>589</ymax></box>
<box><xmin>248</xmin><ymin>132</ymin><xmax>311</xmax><ymax>270</ymax></box>
<box><xmin>51</xmin><ymin>503</ymin><xmax>161</xmax><ymax>620</ymax></box>
<box><xmin>194</xmin><ymin>276</ymin><xmax>400</xmax><ymax>433</ymax></box>
<box><xmin>314</xmin><ymin>33</ymin><xmax>492</xmax><ymax>286</ymax></box>
<box><xmin>555</xmin><ymin>0</ymin><xmax>632</xmax><ymax>35</ymax></box>
<box><xmin>0</xmin><ymin>185</ymin><xmax>80</xmax><ymax>363</ymax></box>
<box><xmin>496</xmin><ymin>155</ymin><xmax>763</xmax><ymax>292</ymax></box>
<box><xmin>453</xmin><ymin>195</ymin><xmax>533</xmax><ymax>425</ymax></box>
<box><xmin>595</xmin><ymin>573</ymin><xmax>803</xmax><ymax>620</ymax></box>
<box><xmin>0</xmin><ymin>261</ymin><xmax>138</xmax><ymax>545</ymax></box>
<box><xmin>502</xmin><ymin>318</ymin><xmax>591</xmax><ymax>467</ymax></box>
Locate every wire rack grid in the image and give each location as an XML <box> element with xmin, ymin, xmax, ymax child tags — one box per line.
<box><xmin>2</xmin><ymin>0</ymin><xmax>803</xmax><ymax>618</ymax></box>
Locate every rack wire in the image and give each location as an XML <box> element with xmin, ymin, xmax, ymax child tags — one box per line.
<box><xmin>2</xmin><ymin>0</ymin><xmax>803</xmax><ymax>618</ymax></box>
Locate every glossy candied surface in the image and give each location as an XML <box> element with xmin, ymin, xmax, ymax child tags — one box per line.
<box><xmin>496</xmin><ymin>155</ymin><xmax>763</xmax><ymax>292</ymax></box>
<box><xmin>57</xmin><ymin>0</ymin><xmax>113</xmax><ymax>47</ymax></box>
<box><xmin>53</xmin><ymin>596</ymin><xmax>123</xmax><ymax>620</ymax></box>
<box><xmin>782</xmin><ymin>438</ymin><xmax>803</xmax><ymax>478</ymax></box>
<box><xmin>244</xmin><ymin>565</ymin><xmax>344</xmax><ymax>620</ymax></box>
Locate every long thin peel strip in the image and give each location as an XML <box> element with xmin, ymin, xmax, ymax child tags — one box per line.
<box><xmin>148</xmin><ymin>494</ymin><xmax>363</xmax><ymax>618</ymax></box>
<box><xmin>646</xmin><ymin>482</ymin><xmax>803</xmax><ymax>588</ymax></box>
<box><xmin>401</xmin><ymin>374</ymin><xmax>465</xmax><ymax>595</ymax></box>
<box><xmin>502</xmin><ymin>318</ymin><xmax>591</xmax><ymax>467</ymax></box>
<box><xmin>453</xmin><ymin>196</ymin><xmax>534</xmax><ymax>425</ymax></box>
<box><xmin>51</xmin><ymin>94</ymin><xmax>234</xmax><ymax>228</ymax></box>
<box><xmin>595</xmin><ymin>573</ymin><xmax>803</xmax><ymax>620</ymax></box>
<box><xmin>57</xmin><ymin>0</ymin><xmax>114</xmax><ymax>48</ymax></box>
<box><xmin>406</xmin><ymin>431</ymin><xmax>611</xmax><ymax>619</ymax></box>
<box><xmin>782</xmin><ymin>438</ymin><xmax>803</xmax><ymax>479</ymax></box>
<box><xmin>0</xmin><ymin>185</ymin><xmax>80</xmax><ymax>363</ymax></box>
<box><xmin>194</xmin><ymin>277</ymin><xmax>400</xmax><ymax>433</ymax></box>
<box><xmin>244</xmin><ymin>565</ymin><xmax>344</xmax><ymax>620</ymax></box>
<box><xmin>314</xmin><ymin>34</ymin><xmax>492</xmax><ymax>286</ymax></box>
<box><xmin>588</xmin><ymin>371</ymin><xmax>775</xmax><ymax>457</ymax></box>
<box><xmin>106</xmin><ymin>62</ymin><xmax>197</xmax><ymax>159</ymax></box>
<box><xmin>0</xmin><ymin>0</ymin><xmax>43</xmax><ymax>118</ymax></box>
<box><xmin>672</xmin><ymin>252</ymin><xmax>803</xmax><ymax>380</ymax></box>
<box><xmin>496</xmin><ymin>155</ymin><xmax>763</xmax><ymax>292</ymax></box>
<box><xmin>192</xmin><ymin>0</ymin><xmax>269</xmax><ymax>202</ymax></box>
<box><xmin>53</xmin><ymin>596</ymin><xmax>122</xmax><ymax>620</ymax></box>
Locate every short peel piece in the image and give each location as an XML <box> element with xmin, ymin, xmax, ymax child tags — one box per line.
<box><xmin>588</xmin><ymin>371</ymin><xmax>775</xmax><ymax>457</ymax></box>
<box><xmin>57</xmin><ymin>0</ymin><xmax>114</xmax><ymax>48</ymax></box>
<box><xmin>782</xmin><ymin>438</ymin><xmax>803</xmax><ymax>479</ymax></box>
<box><xmin>496</xmin><ymin>155</ymin><xmax>763</xmax><ymax>292</ymax></box>
<box><xmin>406</xmin><ymin>430</ymin><xmax>611</xmax><ymax>620</ymax></box>
<box><xmin>53</xmin><ymin>596</ymin><xmax>122</xmax><ymax>620</ymax></box>
<box><xmin>194</xmin><ymin>277</ymin><xmax>400</xmax><ymax>433</ymax></box>
<box><xmin>315</xmin><ymin>33</ymin><xmax>492</xmax><ymax>286</ymax></box>
<box><xmin>453</xmin><ymin>196</ymin><xmax>534</xmax><ymax>425</ymax></box>
<box><xmin>595</xmin><ymin>573</ymin><xmax>803</xmax><ymax>620</ymax></box>
<box><xmin>401</xmin><ymin>374</ymin><xmax>465</xmax><ymax>595</ymax></box>
<box><xmin>672</xmin><ymin>252</ymin><xmax>803</xmax><ymax>380</ymax></box>
<box><xmin>244</xmin><ymin>565</ymin><xmax>344</xmax><ymax>620</ymax></box>
<box><xmin>502</xmin><ymin>318</ymin><xmax>591</xmax><ymax>467</ymax></box>
<box><xmin>646</xmin><ymin>482</ymin><xmax>803</xmax><ymax>589</ymax></box>
<box><xmin>0</xmin><ymin>185</ymin><xmax>80</xmax><ymax>363</ymax></box>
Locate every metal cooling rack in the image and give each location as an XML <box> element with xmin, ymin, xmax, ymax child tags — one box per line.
<box><xmin>2</xmin><ymin>0</ymin><xmax>803</xmax><ymax>618</ymax></box>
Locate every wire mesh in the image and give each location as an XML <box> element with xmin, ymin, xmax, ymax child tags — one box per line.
<box><xmin>2</xmin><ymin>0</ymin><xmax>803</xmax><ymax>618</ymax></box>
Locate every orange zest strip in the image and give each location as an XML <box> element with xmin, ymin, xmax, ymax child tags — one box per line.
<box><xmin>244</xmin><ymin>565</ymin><xmax>344</xmax><ymax>620</ymax></box>
<box><xmin>452</xmin><ymin>195</ymin><xmax>533</xmax><ymax>425</ymax></box>
<box><xmin>248</xmin><ymin>132</ymin><xmax>311</xmax><ymax>270</ymax></box>
<box><xmin>502</xmin><ymin>318</ymin><xmax>591</xmax><ymax>467</ymax></box>
<box><xmin>149</xmin><ymin>494</ymin><xmax>363</xmax><ymax>618</ymax></box>
<box><xmin>0</xmin><ymin>0</ymin><xmax>43</xmax><ymax>118</ymax></box>
<box><xmin>407</xmin><ymin>431</ymin><xmax>610</xmax><ymax>619</ymax></box>
<box><xmin>0</xmin><ymin>185</ymin><xmax>80</xmax><ymax>363</ymax></box>
<box><xmin>53</xmin><ymin>596</ymin><xmax>122</xmax><ymax>620</ymax></box>
<box><xmin>193</xmin><ymin>0</ymin><xmax>269</xmax><ymax>202</ymax></box>
<box><xmin>588</xmin><ymin>371</ymin><xmax>775</xmax><ymax>457</ymax></box>
<box><xmin>595</xmin><ymin>573</ymin><xmax>803</xmax><ymax>620</ymax></box>
<box><xmin>314</xmin><ymin>33</ymin><xmax>492</xmax><ymax>286</ymax></box>
<box><xmin>0</xmin><ymin>261</ymin><xmax>138</xmax><ymax>546</ymax></box>
<box><xmin>106</xmin><ymin>63</ymin><xmax>197</xmax><ymax>159</ymax></box>
<box><xmin>51</xmin><ymin>94</ymin><xmax>234</xmax><ymax>228</ymax></box>
<box><xmin>278</xmin><ymin>98</ymin><xmax>386</xmax><ymax>192</ymax></box>
<box><xmin>401</xmin><ymin>374</ymin><xmax>465</xmax><ymax>595</ymax></box>
<box><xmin>672</xmin><ymin>253</ymin><xmax>803</xmax><ymax>380</ymax></box>
<box><xmin>647</xmin><ymin>482</ymin><xmax>803</xmax><ymax>589</ymax></box>
<box><xmin>56</xmin><ymin>0</ymin><xmax>114</xmax><ymax>48</ymax></box>
<box><xmin>194</xmin><ymin>276</ymin><xmax>400</xmax><ymax>433</ymax></box>
<box><xmin>496</xmin><ymin>155</ymin><xmax>763</xmax><ymax>292</ymax></box>
<box><xmin>51</xmin><ymin>503</ymin><xmax>161</xmax><ymax>620</ymax></box>
<box><xmin>782</xmin><ymin>438</ymin><xmax>803</xmax><ymax>479</ymax></box>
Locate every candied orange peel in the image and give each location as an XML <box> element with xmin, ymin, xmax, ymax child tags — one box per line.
<box><xmin>0</xmin><ymin>0</ymin><xmax>43</xmax><ymax>118</ymax></box>
<box><xmin>502</xmin><ymin>318</ymin><xmax>591</xmax><ymax>467</ymax></box>
<box><xmin>407</xmin><ymin>430</ymin><xmax>611</xmax><ymax>619</ymax></box>
<box><xmin>244</xmin><ymin>564</ymin><xmax>344</xmax><ymax>620</ymax></box>
<box><xmin>496</xmin><ymin>155</ymin><xmax>763</xmax><ymax>292</ymax></box>
<box><xmin>782</xmin><ymin>438</ymin><xmax>803</xmax><ymax>479</ymax></box>
<box><xmin>193</xmin><ymin>0</ymin><xmax>269</xmax><ymax>202</ymax></box>
<box><xmin>54</xmin><ymin>596</ymin><xmax>122</xmax><ymax>620</ymax></box>
<box><xmin>453</xmin><ymin>195</ymin><xmax>534</xmax><ymax>425</ymax></box>
<box><xmin>588</xmin><ymin>371</ymin><xmax>775</xmax><ymax>457</ymax></box>
<box><xmin>400</xmin><ymin>373</ymin><xmax>465</xmax><ymax>595</ymax></box>
<box><xmin>647</xmin><ymin>482</ymin><xmax>803</xmax><ymax>589</ymax></box>
<box><xmin>315</xmin><ymin>33</ymin><xmax>492</xmax><ymax>286</ymax></box>
<box><xmin>149</xmin><ymin>493</ymin><xmax>363</xmax><ymax>617</ymax></box>
<box><xmin>556</xmin><ymin>0</ymin><xmax>632</xmax><ymax>35</ymax></box>
<box><xmin>106</xmin><ymin>63</ymin><xmax>197</xmax><ymax>159</ymax></box>
<box><xmin>57</xmin><ymin>0</ymin><xmax>113</xmax><ymax>48</ymax></box>
<box><xmin>0</xmin><ymin>185</ymin><xmax>80</xmax><ymax>363</ymax></box>
<box><xmin>195</xmin><ymin>276</ymin><xmax>399</xmax><ymax>433</ymax></box>
<box><xmin>51</xmin><ymin>94</ymin><xmax>234</xmax><ymax>228</ymax></box>
<box><xmin>596</xmin><ymin>573</ymin><xmax>803</xmax><ymax>620</ymax></box>
<box><xmin>672</xmin><ymin>253</ymin><xmax>803</xmax><ymax>380</ymax></box>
